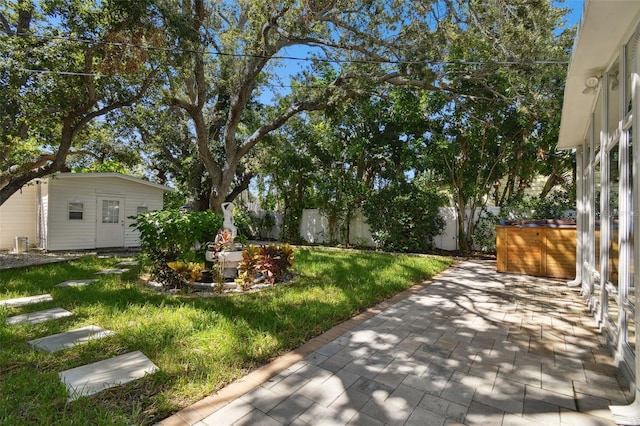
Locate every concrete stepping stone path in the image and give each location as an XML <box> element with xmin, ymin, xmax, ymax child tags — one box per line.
<box><xmin>0</xmin><ymin>294</ymin><xmax>53</xmax><ymax>307</ymax></box>
<box><xmin>59</xmin><ymin>350</ymin><xmax>159</xmax><ymax>401</ymax></box>
<box><xmin>28</xmin><ymin>325</ymin><xmax>114</xmax><ymax>352</ymax></box>
<box><xmin>5</xmin><ymin>307</ymin><xmax>72</xmax><ymax>325</ymax></box>
<box><xmin>95</xmin><ymin>268</ymin><xmax>129</xmax><ymax>275</ymax></box>
<box><xmin>3</xmin><ymin>284</ymin><xmax>160</xmax><ymax>404</ymax></box>
<box><xmin>56</xmin><ymin>279</ymin><xmax>99</xmax><ymax>288</ymax></box>
<box><xmin>115</xmin><ymin>261</ymin><xmax>139</xmax><ymax>267</ymax></box>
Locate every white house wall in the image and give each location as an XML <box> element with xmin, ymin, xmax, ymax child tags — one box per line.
<box><xmin>556</xmin><ymin>1</ymin><xmax>640</xmax><ymax>408</ymax></box>
<box><xmin>0</xmin><ymin>183</ymin><xmax>38</xmax><ymax>250</ymax></box>
<box><xmin>46</xmin><ymin>176</ymin><xmax>164</xmax><ymax>251</ymax></box>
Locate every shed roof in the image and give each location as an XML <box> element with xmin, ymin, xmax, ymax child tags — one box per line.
<box><xmin>558</xmin><ymin>0</ymin><xmax>640</xmax><ymax>150</ymax></box>
<box><xmin>48</xmin><ymin>173</ymin><xmax>173</xmax><ymax>192</ymax></box>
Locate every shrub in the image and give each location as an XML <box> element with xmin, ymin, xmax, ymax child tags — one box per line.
<box><xmin>132</xmin><ymin>209</ymin><xmax>223</xmax><ymax>262</ymax></box>
<box><xmin>131</xmin><ymin>209</ymin><xmax>223</xmax><ymax>288</ymax></box>
<box><xmin>499</xmin><ymin>192</ymin><xmax>575</xmax><ymax>221</ymax></box>
<box><xmin>363</xmin><ymin>182</ymin><xmax>447</xmax><ymax>253</ymax></box>
<box><xmin>231</xmin><ymin>206</ymin><xmax>257</xmax><ymax>239</ymax></box>
<box><xmin>473</xmin><ymin>209</ymin><xmax>499</xmax><ymax>252</ymax></box>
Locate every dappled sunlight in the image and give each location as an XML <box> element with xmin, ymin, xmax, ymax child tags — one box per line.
<box><xmin>198</xmin><ymin>259</ymin><xmax>631</xmax><ymax>425</ymax></box>
<box><xmin>0</xmin><ymin>249</ymin><xmax>452</xmax><ymax>424</ymax></box>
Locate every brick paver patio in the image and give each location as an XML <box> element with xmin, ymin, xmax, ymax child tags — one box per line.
<box><xmin>159</xmin><ymin>259</ymin><xmax>631</xmax><ymax>426</ymax></box>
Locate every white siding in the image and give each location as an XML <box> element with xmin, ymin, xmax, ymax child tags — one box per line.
<box><xmin>46</xmin><ymin>176</ymin><xmax>165</xmax><ymax>250</ymax></box>
<box><xmin>0</xmin><ymin>184</ymin><xmax>38</xmax><ymax>250</ymax></box>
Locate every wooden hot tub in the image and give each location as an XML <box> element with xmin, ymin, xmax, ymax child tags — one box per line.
<box><xmin>496</xmin><ymin>220</ymin><xmax>576</xmax><ymax>279</ymax></box>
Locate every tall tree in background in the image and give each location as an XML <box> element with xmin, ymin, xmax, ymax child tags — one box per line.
<box><xmin>421</xmin><ymin>0</ymin><xmax>574</xmax><ymax>252</ymax></box>
<box><xmin>0</xmin><ymin>0</ymin><xmax>163</xmax><ymax>205</ymax></box>
<box><xmin>1</xmin><ymin>0</ymin><xmax>575</xmax><ymax>226</ymax></box>
<box><xmin>255</xmin><ymin>86</ymin><xmax>429</xmax><ymax>243</ymax></box>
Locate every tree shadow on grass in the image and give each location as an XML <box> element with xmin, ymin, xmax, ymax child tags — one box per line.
<box><xmin>0</xmin><ymin>249</ymin><xmax>454</xmax><ymax>424</ymax></box>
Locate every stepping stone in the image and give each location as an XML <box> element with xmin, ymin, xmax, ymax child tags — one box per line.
<box><xmin>28</xmin><ymin>325</ymin><xmax>114</xmax><ymax>352</ymax></box>
<box><xmin>5</xmin><ymin>307</ymin><xmax>72</xmax><ymax>325</ymax></box>
<box><xmin>0</xmin><ymin>294</ymin><xmax>53</xmax><ymax>307</ymax></box>
<box><xmin>94</xmin><ymin>268</ymin><xmax>129</xmax><ymax>275</ymax></box>
<box><xmin>56</xmin><ymin>279</ymin><xmax>99</xmax><ymax>288</ymax></box>
<box><xmin>115</xmin><ymin>261</ymin><xmax>139</xmax><ymax>267</ymax></box>
<box><xmin>59</xmin><ymin>350</ymin><xmax>159</xmax><ymax>401</ymax></box>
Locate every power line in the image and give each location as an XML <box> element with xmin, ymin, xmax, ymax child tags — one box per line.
<box><xmin>2</xmin><ymin>65</ymin><xmax>568</xmax><ymax>94</ymax></box>
<box><xmin>4</xmin><ymin>61</ymin><xmax>568</xmax><ymax>79</ymax></box>
<box><xmin>6</xmin><ymin>32</ymin><xmax>569</xmax><ymax>67</ymax></box>
<box><xmin>11</xmin><ymin>67</ymin><xmax>104</xmax><ymax>77</ymax></box>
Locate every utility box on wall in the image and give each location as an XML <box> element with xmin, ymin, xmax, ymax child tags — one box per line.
<box><xmin>14</xmin><ymin>236</ymin><xmax>29</xmax><ymax>253</ymax></box>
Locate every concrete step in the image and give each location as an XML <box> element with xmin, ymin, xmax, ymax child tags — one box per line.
<box><xmin>0</xmin><ymin>294</ymin><xmax>53</xmax><ymax>307</ymax></box>
<box><xmin>115</xmin><ymin>261</ymin><xmax>139</xmax><ymax>267</ymax></box>
<box><xmin>28</xmin><ymin>325</ymin><xmax>114</xmax><ymax>352</ymax></box>
<box><xmin>56</xmin><ymin>279</ymin><xmax>99</xmax><ymax>288</ymax></box>
<box><xmin>94</xmin><ymin>268</ymin><xmax>129</xmax><ymax>275</ymax></box>
<box><xmin>59</xmin><ymin>350</ymin><xmax>159</xmax><ymax>401</ymax></box>
<box><xmin>5</xmin><ymin>307</ymin><xmax>72</xmax><ymax>325</ymax></box>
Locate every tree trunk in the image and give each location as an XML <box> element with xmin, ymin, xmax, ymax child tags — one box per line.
<box><xmin>456</xmin><ymin>192</ymin><xmax>470</xmax><ymax>252</ymax></box>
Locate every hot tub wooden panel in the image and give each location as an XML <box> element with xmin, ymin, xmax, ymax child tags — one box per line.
<box><xmin>496</xmin><ymin>225</ymin><xmax>576</xmax><ymax>279</ymax></box>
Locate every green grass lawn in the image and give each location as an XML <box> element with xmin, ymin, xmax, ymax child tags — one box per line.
<box><xmin>0</xmin><ymin>247</ymin><xmax>453</xmax><ymax>425</ymax></box>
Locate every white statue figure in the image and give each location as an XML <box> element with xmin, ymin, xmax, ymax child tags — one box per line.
<box><xmin>221</xmin><ymin>202</ymin><xmax>237</xmax><ymax>239</ymax></box>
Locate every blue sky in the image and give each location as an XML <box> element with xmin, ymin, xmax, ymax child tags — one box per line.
<box><xmin>562</xmin><ymin>0</ymin><xmax>584</xmax><ymax>28</ymax></box>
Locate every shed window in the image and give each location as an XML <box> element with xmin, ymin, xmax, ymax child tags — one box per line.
<box><xmin>102</xmin><ymin>200</ymin><xmax>120</xmax><ymax>224</ymax></box>
<box><xmin>136</xmin><ymin>206</ymin><xmax>148</xmax><ymax>215</ymax></box>
<box><xmin>69</xmin><ymin>202</ymin><xmax>84</xmax><ymax>220</ymax></box>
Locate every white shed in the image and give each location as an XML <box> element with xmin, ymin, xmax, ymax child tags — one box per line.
<box><xmin>0</xmin><ymin>173</ymin><xmax>173</xmax><ymax>251</ymax></box>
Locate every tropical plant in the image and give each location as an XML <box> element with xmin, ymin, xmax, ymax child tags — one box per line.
<box><xmin>207</xmin><ymin>230</ymin><xmax>235</xmax><ymax>254</ymax></box>
<box><xmin>238</xmin><ymin>244</ymin><xmax>295</xmax><ymax>287</ymax></box>
<box><xmin>131</xmin><ymin>209</ymin><xmax>222</xmax><ymax>286</ymax></box>
<box><xmin>167</xmin><ymin>261</ymin><xmax>204</xmax><ymax>285</ymax></box>
<box><xmin>132</xmin><ymin>209</ymin><xmax>222</xmax><ymax>262</ymax></box>
<box><xmin>237</xmin><ymin>245</ymin><xmax>261</xmax><ymax>290</ymax></box>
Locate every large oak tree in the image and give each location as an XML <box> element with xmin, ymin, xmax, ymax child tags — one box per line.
<box><xmin>157</xmin><ymin>0</ymin><xmax>453</xmax><ymax>211</ymax></box>
<box><xmin>0</xmin><ymin>0</ymin><xmax>162</xmax><ymax>205</ymax></box>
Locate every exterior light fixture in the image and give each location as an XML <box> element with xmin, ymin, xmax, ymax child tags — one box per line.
<box><xmin>583</xmin><ymin>76</ymin><xmax>600</xmax><ymax>94</ymax></box>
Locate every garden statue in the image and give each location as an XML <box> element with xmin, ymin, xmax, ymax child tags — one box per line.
<box><xmin>206</xmin><ymin>201</ymin><xmax>242</xmax><ymax>279</ymax></box>
<box><xmin>221</xmin><ymin>202</ymin><xmax>237</xmax><ymax>239</ymax></box>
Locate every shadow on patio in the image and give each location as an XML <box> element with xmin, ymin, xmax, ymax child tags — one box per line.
<box><xmin>160</xmin><ymin>259</ymin><xmax>632</xmax><ymax>426</ymax></box>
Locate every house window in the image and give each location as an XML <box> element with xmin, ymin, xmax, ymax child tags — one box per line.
<box><xmin>136</xmin><ymin>206</ymin><xmax>148</xmax><ymax>215</ymax></box>
<box><xmin>68</xmin><ymin>202</ymin><xmax>84</xmax><ymax>220</ymax></box>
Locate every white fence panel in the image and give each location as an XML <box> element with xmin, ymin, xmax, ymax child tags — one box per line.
<box><xmin>348</xmin><ymin>210</ymin><xmax>375</xmax><ymax>247</ymax></box>
<box><xmin>257</xmin><ymin>206</ymin><xmax>504</xmax><ymax>252</ymax></box>
<box><xmin>250</xmin><ymin>210</ymin><xmax>283</xmax><ymax>240</ymax></box>
<box><xmin>300</xmin><ymin>209</ymin><xmax>330</xmax><ymax>244</ymax></box>
<box><xmin>433</xmin><ymin>207</ymin><xmax>458</xmax><ymax>251</ymax></box>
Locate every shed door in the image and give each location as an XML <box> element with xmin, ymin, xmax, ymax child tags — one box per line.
<box><xmin>96</xmin><ymin>196</ymin><xmax>125</xmax><ymax>248</ymax></box>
